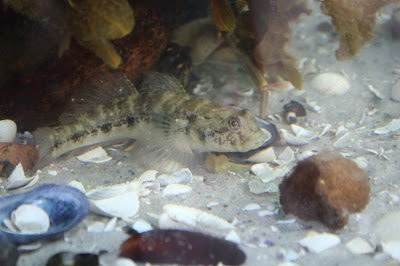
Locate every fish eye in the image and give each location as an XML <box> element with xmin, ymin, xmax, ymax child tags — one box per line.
<box><xmin>228</xmin><ymin>118</ymin><xmax>241</xmax><ymax>131</ymax></box>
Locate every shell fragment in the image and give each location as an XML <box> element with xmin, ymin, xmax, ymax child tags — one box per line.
<box><xmin>11</xmin><ymin>204</ymin><xmax>50</xmax><ymax>234</ymax></box>
<box><xmin>373</xmin><ymin>119</ymin><xmax>400</xmax><ymax>134</ymax></box>
<box><xmin>299</xmin><ymin>231</ymin><xmax>341</xmax><ymax>253</ymax></box>
<box><xmin>77</xmin><ymin>147</ymin><xmax>112</xmax><ymax>163</ymax></box>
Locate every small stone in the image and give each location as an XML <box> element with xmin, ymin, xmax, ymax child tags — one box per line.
<box><xmin>279</xmin><ymin>151</ymin><xmax>370</xmax><ymax>229</ymax></box>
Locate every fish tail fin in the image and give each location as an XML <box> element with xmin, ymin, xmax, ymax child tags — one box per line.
<box><xmin>32</xmin><ymin>127</ymin><xmax>55</xmax><ymax>170</ymax></box>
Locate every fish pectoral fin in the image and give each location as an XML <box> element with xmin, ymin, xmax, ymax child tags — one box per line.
<box><xmin>140</xmin><ymin>72</ymin><xmax>187</xmax><ymax>95</ymax></box>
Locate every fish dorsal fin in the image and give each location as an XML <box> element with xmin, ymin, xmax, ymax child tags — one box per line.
<box><xmin>60</xmin><ymin>71</ymin><xmax>137</xmax><ymax>124</ymax></box>
<box><xmin>140</xmin><ymin>72</ymin><xmax>187</xmax><ymax>95</ymax></box>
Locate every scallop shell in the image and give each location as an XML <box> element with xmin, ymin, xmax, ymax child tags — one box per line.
<box><xmin>10</xmin><ymin>204</ymin><xmax>50</xmax><ymax>234</ymax></box>
<box><xmin>85</xmin><ymin>181</ymin><xmax>141</xmax><ymax>218</ymax></box>
<box><xmin>0</xmin><ymin>184</ymin><xmax>89</xmax><ymax>244</ymax></box>
<box><xmin>0</xmin><ymin>119</ymin><xmax>17</xmax><ymax>143</ymax></box>
<box><xmin>391</xmin><ymin>79</ymin><xmax>400</xmax><ymax>102</ymax></box>
<box><xmin>311</xmin><ymin>72</ymin><xmax>350</xmax><ymax>95</ymax></box>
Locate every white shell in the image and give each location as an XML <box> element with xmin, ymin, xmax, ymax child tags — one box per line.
<box><xmin>137</xmin><ymin>170</ymin><xmax>158</xmax><ymax>183</ymax></box>
<box><xmin>250</xmin><ymin>164</ymin><xmax>288</xmax><ymax>183</ymax></box>
<box><xmin>225</xmin><ymin>230</ymin><xmax>241</xmax><ymax>244</ymax></box>
<box><xmin>157</xmin><ymin>168</ymin><xmax>192</xmax><ymax>187</ymax></box>
<box><xmin>274</xmin><ymin>147</ymin><xmax>295</xmax><ymax>165</ymax></box>
<box><xmin>11</xmin><ymin>204</ymin><xmax>50</xmax><ymax>234</ymax></box>
<box><xmin>0</xmin><ymin>119</ymin><xmax>17</xmax><ymax>143</ymax></box>
<box><xmin>258</xmin><ymin>210</ymin><xmax>276</xmax><ymax>217</ymax></box>
<box><xmin>116</xmin><ymin>258</ymin><xmax>137</xmax><ymax>266</ymax></box>
<box><xmin>345</xmin><ymin>237</ymin><xmax>374</xmax><ymax>255</ymax></box>
<box><xmin>162</xmin><ymin>184</ymin><xmax>192</xmax><ymax>196</ymax></box>
<box><xmin>291</xmin><ymin>125</ymin><xmax>318</xmax><ymax>140</ymax></box>
<box><xmin>87</xmin><ymin>221</ymin><xmax>106</xmax><ymax>233</ymax></box>
<box><xmin>391</xmin><ymin>79</ymin><xmax>400</xmax><ymax>102</ymax></box>
<box><xmin>311</xmin><ymin>72</ymin><xmax>350</xmax><ymax>95</ymax></box>
<box><xmin>242</xmin><ymin>203</ymin><xmax>261</xmax><ymax>211</ymax></box>
<box><xmin>68</xmin><ymin>180</ymin><xmax>86</xmax><ymax>193</ymax></box>
<box><xmin>367</xmin><ymin>84</ymin><xmax>384</xmax><ymax>99</ymax></box>
<box><xmin>280</xmin><ymin>129</ymin><xmax>309</xmax><ymax>146</ymax></box>
<box><xmin>373</xmin><ymin>119</ymin><xmax>400</xmax><ymax>134</ymax></box>
<box><xmin>6</xmin><ymin>163</ymin><xmax>38</xmax><ymax>190</ymax></box>
<box><xmin>299</xmin><ymin>231</ymin><xmax>340</xmax><ymax>253</ymax></box>
<box><xmin>159</xmin><ymin>204</ymin><xmax>234</xmax><ymax>235</ymax></box>
<box><xmin>86</xmin><ymin>181</ymin><xmax>141</xmax><ymax>218</ymax></box>
<box><xmin>104</xmin><ymin>217</ymin><xmax>118</xmax><ymax>232</ymax></box>
<box><xmin>246</xmin><ymin>147</ymin><xmax>276</xmax><ymax>163</ymax></box>
<box><xmin>333</xmin><ymin>132</ymin><xmax>353</xmax><ymax>148</ymax></box>
<box><xmin>132</xmin><ymin>219</ymin><xmax>153</xmax><ymax>233</ymax></box>
<box><xmin>77</xmin><ymin>147</ymin><xmax>112</xmax><ymax>163</ymax></box>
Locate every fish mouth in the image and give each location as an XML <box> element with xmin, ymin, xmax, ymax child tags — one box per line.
<box><xmin>256</xmin><ymin>117</ymin><xmax>279</xmax><ymax>147</ymax></box>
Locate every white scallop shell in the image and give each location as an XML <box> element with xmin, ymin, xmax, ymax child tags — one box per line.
<box><xmin>86</xmin><ymin>181</ymin><xmax>141</xmax><ymax>218</ymax></box>
<box><xmin>77</xmin><ymin>147</ymin><xmax>112</xmax><ymax>163</ymax></box>
<box><xmin>311</xmin><ymin>72</ymin><xmax>350</xmax><ymax>95</ymax></box>
<box><xmin>11</xmin><ymin>204</ymin><xmax>50</xmax><ymax>234</ymax></box>
<box><xmin>159</xmin><ymin>204</ymin><xmax>234</xmax><ymax>235</ymax></box>
<box><xmin>0</xmin><ymin>119</ymin><xmax>17</xmax><ymax>143</ymax></box>
<box><xmin>391</xmin><ymin>79</ymin><xmax>400</xmax><ymax>102</ymax></box>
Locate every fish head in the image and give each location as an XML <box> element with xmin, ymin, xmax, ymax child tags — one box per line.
<box><xmin>191</xmin><ymin>107</ymin><xmax>270</xmax><ymax>152</ymax></box>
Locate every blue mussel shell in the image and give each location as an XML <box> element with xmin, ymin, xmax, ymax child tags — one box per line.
<box><xmin>0</xmin><ymin>184</ymin><xmax>89</xmax><ymax>245</ymax></box>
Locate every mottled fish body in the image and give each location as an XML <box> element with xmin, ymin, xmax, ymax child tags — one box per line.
<box><xmin>34</xmin><ymin>72</ymin><xmax>270</xmax><ymax>170</ymax></box>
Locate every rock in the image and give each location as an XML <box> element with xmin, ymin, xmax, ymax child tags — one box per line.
<box><xmin>279</xmin><ymin>151</ymin><xmax>370</xmax><ymax>229</ymax></box>
<box><xmin>0</xmin><ymin>143</ymin><xmax>38</xmax><ymax>177</ymax></box>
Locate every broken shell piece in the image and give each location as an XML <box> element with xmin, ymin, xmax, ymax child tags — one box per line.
<box><xmin>6</xmin><ymin>163</ymin><xmax>38</xmax><ymax>190</ymax></box>
<box><xmin>235</xmin><ymin>87</ymin><xmax>254</xmax><ymax>97</ymax></box>
<box><xmin>246</xmin><ymin>147</ymin><xmax>276</xmax><ymax>163</ymax></box>
<box><xmin>137</xmin><ymin>170</ymin><xmax>158</xmax><ymax>183</ymax></box>
<box><xmin>162</xmin><ymin>184</ymin><xmax>192</xmax><ymax>197</ymax></box>
<box><xmin>280</xmin><ymin>129</ymin><xmax>309</xmax><ymax>146</ymax></box>
<box><xmin>157</xmin><ymin>168</ymin><xmax>192</xmax><ymax>187</ymax></box>
<box><xmin>311</xmin><ymin>72</ymin><xmax>350</xmax><ymax>95</ymax></box>
<box><xmin>333</xmin><ymin>132</ymin><xmax>353</xmax><ymax>148</ymax></box>
<box><xmin>373</xmin><ymin>118</ymin><xmax>400</xmax><ymax>134</ymax></box>
<box><xmin>317</xmin><ymin>123</ymin><xmax>332</xmax><ymax>138</ymax></box>
<box><xmin>0</xmin><ymin>119</ymin><xmax>17</xmax><ymax>143</ymax></box>
<box><xmin>291</xmin><ymin>125</ymin><xmax>318</xmax><ymax>140</ymax></box>
<box><xmin>367</xmin><ymin>84</ymin><xmax>384</xmax><ymax>99</ymax></box>
<box><xmin>345</xmin><ymin>237</ymin><xmax>374</xmax><ymax>255</ymax></box>
<box><xmin>159</xmin><ymin>204</ymin><xmax>234</xmax><ymax>235</ymax></box>
<box><xmin>225</xmin><ymin>230</ymin><xmax>240</xmax><ymax>244</ymax></box>
<box><xmin>77</xmin><ymin>147</ymin><xmax>112</xmax><ymax>163</ymax></box>
<box><xmin>242</xmin><ymin>203</ymin><xmax>261</xmax><ymax>211</ymax></box>
<box><xmin>250</xmin><ymin>163</ymin><xmax>287</xmax><ymax>183</ymax></box>
<box><xmin>11</xmin><ymin>204</ymin><xmax>50</xmax><ymax>234</ymax></box>
<box><xmin>132</xmin><ymin>219</ymin><xmax>153</xmax><ymax>233</ymax></box>
<box><xmin>68</xmin><ymin>180</ymin><xmax>86</xmax><ymax>193</ymax></box>
<box><xmin>299</xmin><ymin>231</ymin><xmax>341</xmax><ymax>253</ymax></box>
<box><xmin>86</xmin><ymin>181</ymin><xmax>141</xmax><ymax>218</ymax></box>
<box><xmin>274</xmin><ymin>147</ymin><xmax>295</xmax><ymax>165</ymax></box>
<box><xmin>391</xmin><ymin>79</ymin><xmax>400</xmax><ymax>102</ymax></box>
<box><xmin>283</xmin><ymin>101</ymin><xmax>306</xmax><ymax>124</ymax></box>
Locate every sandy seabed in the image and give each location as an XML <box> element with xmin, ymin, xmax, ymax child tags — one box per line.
<box><xmin>2</xmin><ymin>1</ymin><xmax>400</xmax><ymax>265</ymax></box>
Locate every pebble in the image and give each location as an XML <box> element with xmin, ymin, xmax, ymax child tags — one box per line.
<box><xmin>299</xmin><ymin>231</ymin><xmax>341</xmax><ymax>253</ymax></box>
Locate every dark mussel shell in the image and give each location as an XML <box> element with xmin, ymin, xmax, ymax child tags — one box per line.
<box><xmin>120</xmin><ymin>229</ymin><xmax>246</xmax><ymax>265</ymax></box>
<box><xmin>0</xmin><ymin>184</ymin><xmax>89</xmax><ymax>245</ymax></box>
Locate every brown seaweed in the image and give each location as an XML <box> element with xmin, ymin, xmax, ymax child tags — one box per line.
<box><xmin>320</xmin><ymin>0</ymin><xmax>400</xmax><ymax>61</ymax></box>
<box><xmin>120</xmin><ymin>229</ymin><xmax>246</xmax><ymax>265</ymax></box>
